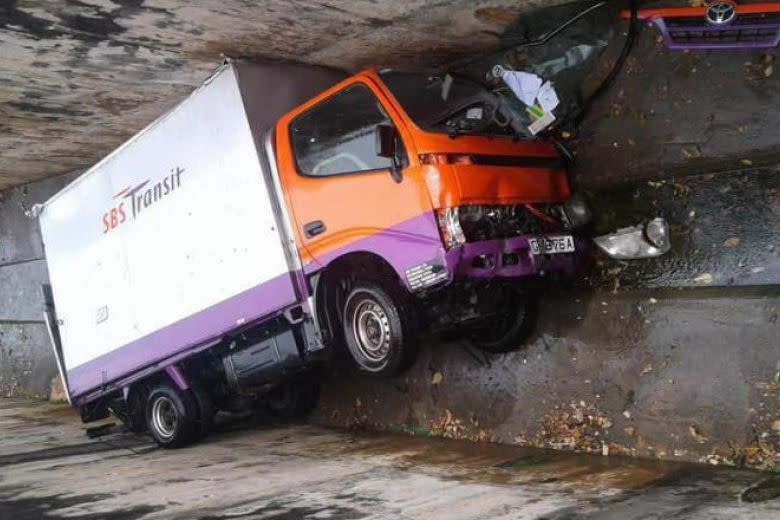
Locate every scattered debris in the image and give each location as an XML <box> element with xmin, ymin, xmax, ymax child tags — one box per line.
<box><xmin>431</xmin><ymin>372</ymin><xmax>443</xmax><ymax>386</ymax></box>
<box><xmin>723</xmin><ymin>237</ymin><xmax>740</xmax><ymax>248</ymax></box>
<box><xmin>689</xmin><ymin>425</ymin><xmax>708</xmax><ymax>444</ymax></box>
<box><xmin>624</xmin><ymin>426</ymin><xmax>637</xmax><ymax>437</ymax></box>
<box><xmin>641</xmin><ymin>364</ymin><xmax>653</xmax><ymax>376</ymax></box>
<box><xmin>536</xmin><ymin>401</ymin><xmax>615</xmax><ymax>454</ymax></box>
<box><xmin>762</xmin><ymin>53</ymin><xmax>774</xmax><ymax>78</ymax></box>
<box><xmin>693</xmin><ymin>273</ymin><xmax>714</xmax><ymax>285</ymax></box>
<box><xmin>680</xmin><ymin>145</ymin><xmax>702</xmax><ymax>159</ymax></box>
<box><xmin>741</xmin><ymin>159</ymin><xmax>754</xmax><ymax>167</ymax></box>
<box><xmin>429</xmin><ymin>409</ymin><xmax>492</xmax><ymax>442</ymax></box>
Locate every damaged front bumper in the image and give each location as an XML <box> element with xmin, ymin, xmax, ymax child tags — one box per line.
<box><xmin>444</xmin><ymin>235</ymin><xmax>583</xmax><ymax>279</ymax></box>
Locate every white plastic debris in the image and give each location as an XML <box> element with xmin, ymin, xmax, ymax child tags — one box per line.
<box><xmin>537</xmin><ymin>81</ymin><xmax>560</xmax><ymax>112</ymax></box>
<box><xmin>502</xmin><ymin>70</ymin><xmax>542</xmax><ymax>106</ymax></box>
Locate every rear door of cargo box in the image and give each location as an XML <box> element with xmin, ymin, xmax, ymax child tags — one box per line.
<box><xmin>39</xmin><ymin>64</ymin><xmax>298</xmax><ymax>398</ymax></box>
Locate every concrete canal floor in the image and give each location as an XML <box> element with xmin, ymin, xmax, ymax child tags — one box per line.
<box><xmin>1</xmin><ymin>398</ymin><xmax>779</xmax><ymax>519</ymax></box>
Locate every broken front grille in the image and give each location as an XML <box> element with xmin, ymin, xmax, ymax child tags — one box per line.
<box><xmin>669</xmin><ymin>26</ymin><xmax>779</xmax><ymax>46</ymax></box>
<box><xmin>651</xmin><ymin>14</ymin><xmax>780</xmax><ymax>50</ymax></box>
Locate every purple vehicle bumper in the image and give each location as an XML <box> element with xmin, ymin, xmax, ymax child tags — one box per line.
<box><xmin>443</xmin><ymin>236</ymin><xmax>583</xmax><ymax>280</ymax></box>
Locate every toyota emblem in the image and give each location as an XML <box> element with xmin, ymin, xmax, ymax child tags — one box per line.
<box><xmin>705</xmin><ymin>1</ymin><xmax>737</xmax><ymax>25</ymax></box>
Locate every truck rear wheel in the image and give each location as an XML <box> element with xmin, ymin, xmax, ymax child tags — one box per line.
<box><xmin>343</xmin><ymin>282</ymin><xmax>415</xmax><ymax>376</ymax></box>
<box><xmin>470</xmin><ymin>291</ymin><xmax>537</xmax><ymax>353</ymax></box>
<box><xmin>146</xmin><ymin>383</ymin><xmax>198</xmax><ymax>448</ymax></box>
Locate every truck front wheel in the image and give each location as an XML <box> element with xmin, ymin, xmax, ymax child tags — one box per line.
<box><xmin>470</xmin><ymin>291</ymin><xmax>537</xmax><ymax>353</ymax></box>
<box><xmin>146</xmin><ymin>383</ymin><xmax>198</xmax><ymax>448</ymax></box>
<box><xmin>343</xmin><ymin>282</ymin><xmax>415</xmax><ymax>376</ymax></box>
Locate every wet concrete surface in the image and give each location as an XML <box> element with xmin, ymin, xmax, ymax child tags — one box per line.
<box><xmin>313</xmin><ymin>284</ymin><xmax>780</xmax><ymax>472</ymax></box>
<box><xmin>573</xmin><ymin>3</ymin><xmax>780</xmax><ymax>186</ymax></box>
<box><xmin>1</xmin><ymin>398</ymin><xmax>779</xmax><ymax>519</ymax></box>
<box><xmin>585</xmin><ymin>164</ymin><xmax>780</xmax><ymax>290</ymax></box>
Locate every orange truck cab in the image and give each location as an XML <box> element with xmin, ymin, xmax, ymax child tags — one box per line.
<box><xmin>271</xmin><ymin>68</ymin><xmax>591</xmax><ymax>372</ymax></box>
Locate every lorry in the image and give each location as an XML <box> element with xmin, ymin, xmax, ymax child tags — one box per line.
<box><xmin>38</xmin><ymin>60</ymin><xmax>593</xmax><ymax>447</ymax></box>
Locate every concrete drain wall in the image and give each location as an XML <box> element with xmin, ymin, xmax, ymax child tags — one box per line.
<box><xmin>0</xmin><ymin>174</ymin><xmax>76</xmax><ymax>398</ymax></box>
<box><xmin>313</xmin><ymin>287</ymin><xmax>780</xmax><ymax>471</ymax></box>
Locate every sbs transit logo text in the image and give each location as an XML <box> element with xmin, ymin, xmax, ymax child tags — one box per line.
<box><xmin>102</xmin><ymin>167</ymin><xmax>184</xmax><ymax>234</ymax></box>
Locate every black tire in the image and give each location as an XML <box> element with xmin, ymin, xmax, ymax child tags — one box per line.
<box><xmin>470</xmin><ymin>292</ymin><xmax>537</xmax><ymax>353</ymax></box>
<box><xmin>264</xmin><ymin>375</ymin><xmax>320</xmax><ymax>419</ymax></box>
<box><xmin>191</xmin><ymin>386</ymin><xmax>215</xmax><ymax>438</ymax></box>
<box><xmin>342</xmin><ymin>282</ymin><xmax>416</xmax><ymax>376</ymax></box>
<box><xmin>145</xmin><ymin>383</ymin><xmax>199</xmax><ymax>448</ymax></box>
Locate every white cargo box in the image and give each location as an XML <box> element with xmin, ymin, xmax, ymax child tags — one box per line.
<box><xmin>39</xmin><ymin>61</ymin><xmax>342</xmax><ymax>399</ymax></box>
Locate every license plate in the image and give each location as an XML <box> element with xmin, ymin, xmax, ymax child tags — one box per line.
<box><xmin>529</xmin><ymin>235</ymin><xmax>575</xmax><ymax>255</ymax></box>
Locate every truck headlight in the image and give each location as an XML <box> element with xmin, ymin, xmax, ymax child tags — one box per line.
<box><xmin>644</xmin><ymin>217</ymin><xmax>669</xmax><ymax>250</ymax></box>
<box><xmin>436</xmin><ymin>207</ymin><xmax>466</xmax><ymax>250</ymax></box>
<box><xmin>593</xmin><ymin>217</ymin><xmax>671</xmax><ymax>260</ymax></box>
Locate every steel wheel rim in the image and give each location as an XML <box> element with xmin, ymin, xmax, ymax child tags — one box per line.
<box><xmin>352</xmin><ymin>298</ymin><xmax>391</xmax><ymax>363</ymax></box>
<box><xmin>151</xmin><ymin>396</ymin><xmax>178</xmax><ymax>439</ymax></box>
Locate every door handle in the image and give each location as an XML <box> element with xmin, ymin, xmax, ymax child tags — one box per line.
<box><xmin>303</xmin><ymin>220</ymin><xmax>326</xmax><ymax>239</ymax></box>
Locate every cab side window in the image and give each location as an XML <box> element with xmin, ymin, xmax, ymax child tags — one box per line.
<box><xmin>291</xmin><ymin>84</ymin><xmax>397</xmax><ymax>177</ymax></box>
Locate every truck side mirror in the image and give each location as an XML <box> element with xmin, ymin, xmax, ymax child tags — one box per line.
<box><xmin>376</xmin><ymin>124</ymin><xmax>396</xmax><ymax>158</ymax></box>
<box><xmin>375</xmin><ymin>124</ymin><xmax>403</xmax><ymax>183</ymax></box>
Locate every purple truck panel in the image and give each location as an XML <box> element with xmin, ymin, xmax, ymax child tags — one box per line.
<box><xmin>165</xmin><ymin>365</ymin><xmax>189</xmax><ymax>390</ymax></box>
<box><xmin>68</xmin><ymin>273</ymin><xmax>298</xmax><ymax>399</ymax></box>
<box><xmin>305</xmin><ymin>212</ymin><xmax>446</xmax><ymax>290</ymax></box>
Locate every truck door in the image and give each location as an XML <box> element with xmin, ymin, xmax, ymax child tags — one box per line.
<box><xmin>274</xmin><ymin>79</ymin><xmax>438</xmax><ymax>274</ymax></box>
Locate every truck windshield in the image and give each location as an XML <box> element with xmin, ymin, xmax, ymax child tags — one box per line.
<box><xmin>378</xmin><ymin>71</ymin><xmax>514</xmax><ymax>138</ymax></box>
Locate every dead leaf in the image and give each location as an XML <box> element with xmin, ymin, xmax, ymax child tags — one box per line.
<box><xmin>624</xmin><ymin>426</ymin><xmax>637</xmax><ymax>437</ymax></box>
<box><xmin>771</xmin><ymin>419</ymin><xmax>780</xmax><ymax>432</ymax></box>
<box><xmin>723</xmin><ymin>237</ymin><xmax>740</xmax><ymax>248</ymax></box>
<box><xmin>689</xmin><ymin>425</ymin><xmax>708</xmax><ymax>444</ymax></box>
<box><xmin>641</xmin><ymin>364</ymin><xmax>654</xmax><ymax>376</ymax></box>
<box><xmin>680</xmin><ymin>145</ymin><xmax>702</xmax><ymax>159</ymax></box>
<box><xmin>741</xmin><ymin>159</ymin><xmax>754</xmax><ymax>167</ymax></box>
<box><xmin>431</xmin><ymin>372</ymin><xmax>443</xmax><ymax>386</ymax></box>
<box><xmin>694</xmin><ymin>273</ymin><xmax>714</xmax><ymax>285</ymax></box>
